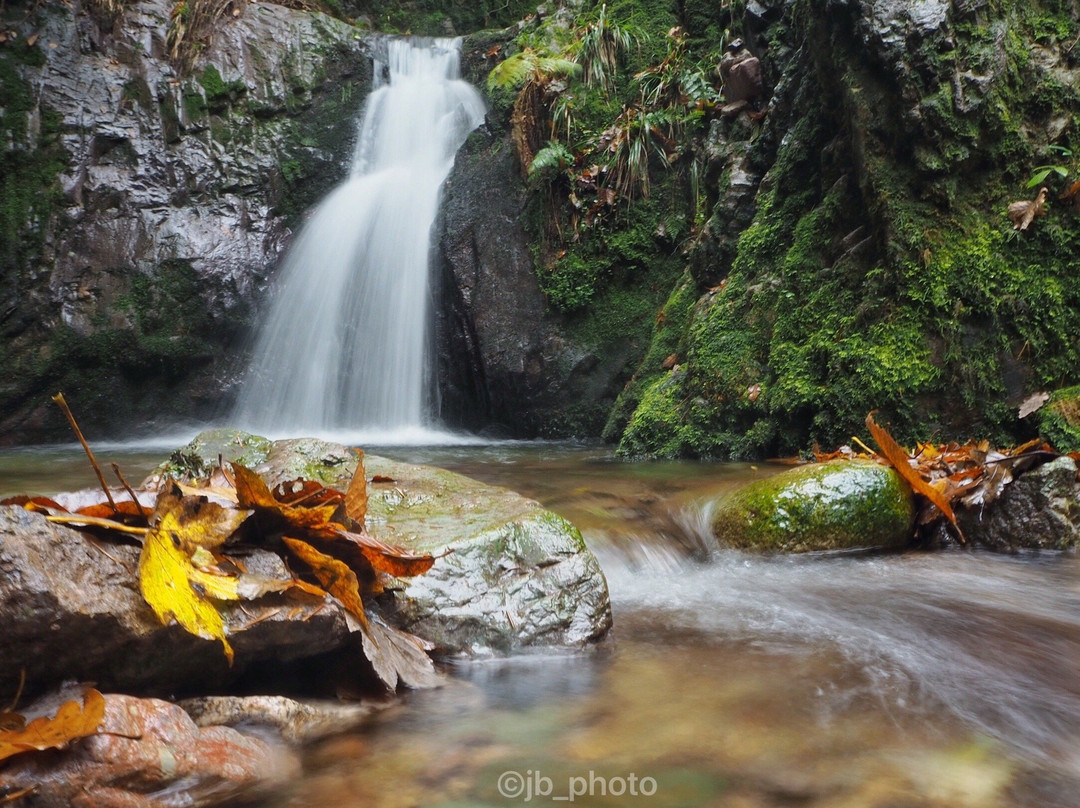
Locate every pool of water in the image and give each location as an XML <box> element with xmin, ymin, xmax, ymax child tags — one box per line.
<box><xmin>3</xmin><ymin>441</ymin><xmax>1078</xmax><ymax>807</ymax></box>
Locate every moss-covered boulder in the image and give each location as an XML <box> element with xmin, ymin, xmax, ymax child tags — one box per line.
<box><xmin>1036</xmin><ymin>386</ymin><xmax>1080</xmax><ymax>453</ymax></box>
<box><xmin>712</xmin><ymin>460</ymin><xmax>915</xmax><ymax>552</ymax></box>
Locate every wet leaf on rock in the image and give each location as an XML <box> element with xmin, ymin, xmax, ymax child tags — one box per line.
<box><xmin>0</xmin><ymin>688</ymin><xmax>105</xmax><ymax>762</ymax></box>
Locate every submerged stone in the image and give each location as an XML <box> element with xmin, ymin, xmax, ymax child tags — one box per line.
<box><xmin>712</xmin><ymin>460</ymin><xmax>915</xmax><ymax>552</ymax></box>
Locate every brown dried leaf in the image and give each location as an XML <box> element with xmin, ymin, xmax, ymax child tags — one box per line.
<box><xmin>0</xmin><ymin>495</ymin><xmax>67</xmax><ymax>513</ymax></box>
<box><xmin>335</xmin><ymin>529</ymin><xmax>435</xmax><ymax>578</ymax></box>
<box><xmin>865</xmin><ymin>412</ymin><xmax>964</xmax><ymax>542</ymax></box>
<box><xmin>1008</xmin><ymin>187</ymin><xmax>1049</xmax><ymax>231</ymax></box>
<box><xmin>361</xmin><ymin>619</ymin><xmax>440</xmax><ymax>690</ymax></box>
<box><xmin>281</xmin><ymin>537</ymin><xmax>368</xmax><ymax>631</ymax></box>
<box><xmin>1018</xmin><ymin>391</ymin><xmax>1050</xmax><ymax>418</ymax></box>
<box><xmin>0</xmin><ymin>688</ymin><xmax>105</xmax><ymax>762</ymax></box>
<box><xmin>344</xmin><ymin>449</ymin><xmax>368</xmax><ymax>531</ymax></box>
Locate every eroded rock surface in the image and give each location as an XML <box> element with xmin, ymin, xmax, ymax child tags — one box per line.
<box><xmin>0</xmin><ymin>692</ymin><xmax>298</xmax><ymax>808</ymax></box>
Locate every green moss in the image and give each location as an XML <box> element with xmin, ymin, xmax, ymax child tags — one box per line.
<box><xmin>711</xmin><ymin>460</ymin><xmax>916</xmax><ymax>552</ymax></box>
<box><xmin>614</xmin><ymin>0</ymin><xmax>1080</xmax><ymax>458</ymax></box>
<box><xmin>1036</xmin><ymin>385</ymin><xmax>1080</xmax><ymax>452</ymax></box>
<box><xmin>198</xmin><ymin>64</ymin><xmax>245</xmax><ymax>110</ymax></box>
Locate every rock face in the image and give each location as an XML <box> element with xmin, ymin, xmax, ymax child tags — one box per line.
<box><xmin>711</xmin><ymin>460</ymin><xmax>915</xmax><ymax>552</ymax></box>
<box><xmin>615</xmin><ymin>0</ymin><xmax>1080</xmax><ymax>457</ymax></box>
<box><xmin>0</xmin><ymin>0</ymin><xmax>371</xmax><ymax>442</ymax></box>
<box><xmin>0</xmin><ymin>692</ymin><xmax>298</xmax><ymax>808</ymax></box>
<box><xmin>961</xmin><ymin>456</ymin><xmax>1080</xmax><ymax>552</ymax></box>
<box><xmin>0</xmin><ymin>431</ymin><xmax>612</xmax><ymax>697</ymax></box>
<box><xmin>0</xmin><ymin>505</ymin><xmax>351</xmax><ymax>700</ymax></box>
<box><xmin>436</xmin><ymin>124</ymin><xmax>632</xmax><ymax>437</ymax></box>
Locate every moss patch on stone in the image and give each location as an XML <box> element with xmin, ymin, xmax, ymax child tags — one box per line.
<box><xmin>711</xmin><ymin>460</ymin><xmax>916</xmax><ymax>552</ymax></box>
<box><xmin>1037</xmin><ymin>385</ymin><xmax>1080</xmax><ymax>452</ymax></box>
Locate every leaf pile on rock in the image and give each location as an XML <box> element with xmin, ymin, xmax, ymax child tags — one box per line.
<box><xmin>815</xmin><ymin>412</ymin><xmax>1078</xmax><ymax>542</ymax></box>
<box><xmin>1</xmin><ymin>451</ymin><xmax>440</xmax><ymax>691</ymax></box>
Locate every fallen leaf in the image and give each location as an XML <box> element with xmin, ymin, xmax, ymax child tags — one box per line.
<box><xmin>1018</xmin><ymin>391</ymin><xmax>1050</xmax><ymax>418</ymax></box>
<box><xmin>361</xmin><ymin>619</ymin><xmax>440</xmax><ymax>690</ymax></box>
<box><xmin>281</xmin><ymin>537</ymin><xmax>368</xmax><ymax>631</ymax></box>
<box><xmin>1007</xmin><ymin>186</ymin><xmax>1049</xmax><ymax>231</ymax></box>
<box><xmin>335</xmin><ymin>529</ymin><xmax>436</xmax><ymax>578</ymax></box>
<box><xmin>0</xmin><ymin>688</ymin><xmax>105</xmax><ymax>762</ymax></box>
<box><xmin>371</xmin><ymin>475</ymin><xmax>396</xmax><ymax>484</ymax></box>
<box><xmin>345</xmin><ymin>449</ymin><xmax>368</xmax><ymax>530</ymax></box>
<box><xmin>138</xmin><ymin>492</ymin><xmax>245</xmax><ymax>664</ymax></box>
<box><xmin>866</xmin><ymin>412</ymin><xmax>964</xmax><ymax>542</ymax></box>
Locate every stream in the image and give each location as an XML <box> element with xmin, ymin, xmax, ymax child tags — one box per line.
<box><xmin>2</xmin><ymin>442</ymin><xmax>1079</xmax><ymax>807</ymax></box>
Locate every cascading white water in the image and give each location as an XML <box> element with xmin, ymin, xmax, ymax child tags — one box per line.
<box><xmin>234</xmin><ymin>38</ymin><xmax>486</xmax><ymax>442</ymax></box>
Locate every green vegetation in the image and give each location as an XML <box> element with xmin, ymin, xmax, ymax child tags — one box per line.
<box><xmin>610</xmin><ymin>0</ymin><xmax>1080</xmax><ymax>457</ymax></box>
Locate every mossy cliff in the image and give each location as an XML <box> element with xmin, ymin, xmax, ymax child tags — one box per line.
<box><xmin>613</xmin><ymin>0</ymin><xmax>1080</xmax><ymax>457</ymax></box>
<box><xmin>0</xmin><ymin>0</ymin><xmax>370</xmax><ymax>442</ymax></box>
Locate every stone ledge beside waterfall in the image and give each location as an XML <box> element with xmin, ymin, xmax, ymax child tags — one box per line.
<box><xmin>0</xmin><ymin>430</ymin><xmax>612</xmax><ymax>698</ymax></box>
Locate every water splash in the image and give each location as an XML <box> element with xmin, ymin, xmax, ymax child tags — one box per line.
<box><xmin>234</xmin><ymin>39</ymin><xmax>485</xmax><ymax>442</ymax></box>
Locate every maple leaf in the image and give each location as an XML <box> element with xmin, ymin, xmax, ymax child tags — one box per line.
<box><xmin>0</xmin><ymin>688</ymin><xmax>105</xmax><ymax>762</ymax></box>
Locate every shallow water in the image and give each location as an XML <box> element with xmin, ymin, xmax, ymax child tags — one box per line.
<box><xmin>3</xmin><ymin>442</ymin><xmax>1078</xmax><ymax>807</ymax></box>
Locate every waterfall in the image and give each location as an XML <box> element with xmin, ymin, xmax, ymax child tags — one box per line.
<box><xmin>233</xmin><ymin>38</ymin><xmax>486</xmax><ymax>443</ymax></box>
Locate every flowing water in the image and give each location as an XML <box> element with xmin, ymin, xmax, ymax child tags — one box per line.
<box><xmin>4</xmin><ymin>443</ymin><xmax>1079</xmax><ymax>807</ymax></box>
<box><xmin>233</xmin><ymin>38</ymin><xmax>486</xmax><ymax>443</ymax></box>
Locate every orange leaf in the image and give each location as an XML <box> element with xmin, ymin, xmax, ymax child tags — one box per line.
<box><xmin>865</xmin><ymin>412</ymin><xmax>964</xmax><ymax>542</ymax></box>
<box><xmin>345</xmin><ymin>450</ymin><xmax>368</xmax><ymax>530</ymax></box>
<box><xmin>0</xmin><ymin>688</ymin><xmax>106</xmax><ymax>762</ymax></box>
<box><xmin>335</xmin><ymin>529</ymin><xmax>435</xmax><ymax>578</ymax></box>
<box><xmin>281</xmin><ymin>537</ymin><xmax>369</xmax><ymax>630</ymax></box>
<box><xmin>232</xmin><ymin>463</ymin><xmax>340</xmax><ymax>533</ymax></box>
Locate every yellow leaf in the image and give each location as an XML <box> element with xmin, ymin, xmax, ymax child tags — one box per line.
<box><xmin>138</xmin><ymin>492</ymin><xmax>245</xmax><ymax>664</ymax></box>
<box><xmin>0</xmin><ymin>688</ymin><xmax>106</xmax><ymax>762</ymax></box>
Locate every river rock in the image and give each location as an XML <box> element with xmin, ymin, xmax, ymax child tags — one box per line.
<box><xmin>0</xmin><ymin>431</ymin><xmax>611</xmax><ymax>697</ymax></box>
<box><xmin>960</xmin><ymin>456</ymin><xmax>1080</xmax><ymax>552</ymax></box>
<box><xmin>228</xmin><ymin>433</ymin><xmax>615</xmax><ymax>654</ymax></box>
<box><xmin>154</xmin><ymin>431</ymin><xmax>613</xmax><ymax>653</ymax></box>
<box><xmin>0</xmin><ymin>692</ymin><xmax>297</xmax><ymax>808</ymax></box>
<box><xmin>179</xmin><ymin>695</ymin><xmax>382</xmax><ymax>745</ymax></box>
<box><xmin>711</xmin><ymin>460</ymin><xmax>915</xmax><ymax>552</ymax></box>
<box><xmin>0</xmin><ymin>505</ymin><xmax>351</xmax><ymax>700</ymax></box>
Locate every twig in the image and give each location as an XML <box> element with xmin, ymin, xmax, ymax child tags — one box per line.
<box><xmin>45</xmin><ymin>514</ymin><xmax>148</xmax><ymax>536</ymax></box>
<box><xmin>86</xmin><ymin>537</ymin><xmax>136</xmax><ymax>575</ymax></box>
<box><xmin>52</xmin><ymin>393</ymin><xmax>119</xmax><ymax>516</ymax></box>
<box><xmin>3</xmin><ymin>670</ymin><xmax>25</xmax><ymax>713</ymax></box>
<box><xmin>1</xmin><ymin>786</ymin><xmax>37</xmax><ymax>803</ymax></box>
<box><xmin>111</xmin><ymin>463</ymin><xmax>143</xmax><ymax>512</ymax></box>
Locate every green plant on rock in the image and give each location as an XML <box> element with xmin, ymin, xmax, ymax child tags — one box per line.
<box><xmin>487</xmin><ymin>48</ymin><xmax>581</xmax><ymax>175</ymax></box>
<box><xmin>1026</xmin><ymin>145</ymin><xmax>1075</xmax><ymax>189</ymax></box>
<box><xmin>576</xmin><ymin>3</ymin><xmax>637</xmax><ymax>91</ymax></box>
<box><xmin>601</xmin><ymin>105</ymin><xmax>677</xmax><ymax>199</ymax></box>
<box><xmin>528</xmin><ymin>141</ymin><xmax>575</xmax><ymax>188</ymax></box>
